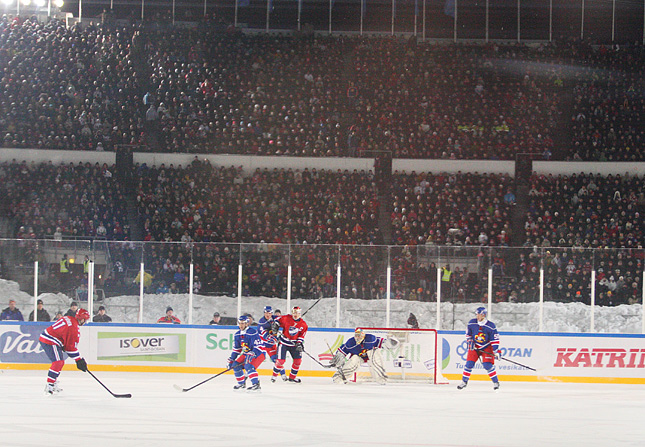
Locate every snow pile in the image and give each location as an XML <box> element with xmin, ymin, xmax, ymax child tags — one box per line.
<box><xmin>1</xmin><ymin>279</ymin><xmax>642</xmax><ymax>333</ymax></box>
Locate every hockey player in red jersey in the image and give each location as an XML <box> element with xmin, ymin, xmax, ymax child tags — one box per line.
<box><xmin>274</xmin><ymin>306</ymin><xmax>308</xmax><ymax>383</ymax></box>
<box><xmin>39</xmin><ymin>308</ymin><xmax>90</xmax><ymax>395</ymax></box>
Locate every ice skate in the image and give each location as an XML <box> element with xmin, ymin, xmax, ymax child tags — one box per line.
<box><xmin>247</xmin><ymin>383</ymin><xmax>261</xmax><ymax>393</ymax></box>
<box><xmin>493</xmin><ymin>382</ymin><xmax>500</xmax><ymax>391</ymax></box>
<box><xmin>233</xmin><ymin>382</ymin><xmax>246</xmax><ymax>390</ymax></box>
<box><xmin>44</xmin><ymin>382</ymin><xmax>62</xmax><ymax>395</ymax></box>
<box><xmin>457</xmin><ymin>380</ymin><xmax>468</xmax><ymax>390</ymax></box>
<box><xmin>287</xmin><ymin>377</ymin><xmax>301</xmax><ymax>383</ymax></box>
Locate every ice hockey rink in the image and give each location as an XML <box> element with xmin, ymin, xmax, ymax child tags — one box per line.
<box><xmin>1</xmin><ymin>370</ymin><xmax>643</xmax><ymax>447</ymax></box>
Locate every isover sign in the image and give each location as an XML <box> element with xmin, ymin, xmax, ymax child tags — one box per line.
<box><xmin>97</xmin><ymin>332</ymin><xmax>185</xmax><ymax>362</ymax></box>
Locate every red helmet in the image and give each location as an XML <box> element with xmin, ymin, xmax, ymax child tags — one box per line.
<box><xmin>76</xmin><ymin>308</ymin><xmax>91</xmax><ymax>321</ymax></box>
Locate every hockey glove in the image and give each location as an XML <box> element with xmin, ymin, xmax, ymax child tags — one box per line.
<box><xmin>227</xmin><ymin>357</ymin><xmax>234</xmax><ymax>368</ymax></box>
<box><xmin>295</xmin><ymin>341</ymin><xmax>304</xmax><ymax>353</ymax></box>
<box><xmin>76</xmin><ymin>358</ymin><xmax>88</xmax><ymax>372</ymax></box>
<box><xmin>331</xmin><ymin>351</ymin><xmax>346</xmax><ymax>368</ymax></box>
<box><xmin>270</xmin><ymin>321</ymin><xmax>280</xmax><ymax>335</ymax></box>
<box><xmin>467</xmin><ymin>340</ymin><xmax>474</xmax><ymax>351</ymax></box>
<box><xmin>495</xmin><ymin>351</ymin><xmax>502</xmax><ymax>361</ymax></box>
<box><xmin>383</xmin><ymin>336</ymin><xmax>399</xmax><ymax>350</ymax></box>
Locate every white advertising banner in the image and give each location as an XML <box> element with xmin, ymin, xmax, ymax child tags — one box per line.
<box><xmin>440</xmin><ymin>332</ymin><xmax>645</xmax><ymax>382</ymax></box>
<box><xmin>97</xmin><ymin>335</ymin><xmax>181</xmax><ymax>358</ymax></box>
<box><xmin>1</xmin><ymin>322</ymin><xmax>644</xmax><ymax>383</ymax></box>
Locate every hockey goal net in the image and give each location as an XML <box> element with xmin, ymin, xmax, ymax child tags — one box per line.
<box><xmin>353</xmin><ymin>328</ymin><xmax>449</xmax><ymax>384</ymax></box>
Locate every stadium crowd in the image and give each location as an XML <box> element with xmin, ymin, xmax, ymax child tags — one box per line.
<box><xmin>0</xmin><ymin>17</ymin><xmax>643</xmax><ymax>314</ymax></box>
<box><xmin>2</xmin><ymin>17</ymin><xmax>643</xmax><ymax>160</ymax></box>
<box><xmin>0</xmin><ymin>157</ymin><xmax>640</xmax><ymax>307</ymax></box>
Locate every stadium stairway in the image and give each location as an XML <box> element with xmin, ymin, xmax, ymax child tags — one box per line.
<box><xmin>125</xmin><ymin>196</ymin><xmax>144</xmax><ymax>241</ymax></box>
<box><xmin>549</xmin><ymin>81</ymin><xmax>574</xmax><ymax>160</ymax></box>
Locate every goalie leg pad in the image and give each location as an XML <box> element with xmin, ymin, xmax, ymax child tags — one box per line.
<box><xmin>367</xmin><ymin>349</ymin><xmax>388</xmax><ymax>384</ymax></box>
<box><xmin>340</xmin><ymin>355</ymin><xmax>361</xmax><ymax>377</ymax></box>
<box><xmin>332</xmin><ymin>372</ymin><xmax>346</xmax><ymax>384</ymax></box>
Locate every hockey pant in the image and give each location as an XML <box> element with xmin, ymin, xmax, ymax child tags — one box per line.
<box><xmin>233</xmin><ymin>352</ymin><xmax>265</xmax><ymax>386</ymax></box>
<box><xmin>333</xmin><ymin>349</ymin><xmax>387</xmax><ymax>384</ymax></box>
<box><xmin>40</xmin><ymin>341</ymin><xmax>66</xmax><ymax>385</ymax></box>
<box><xmin>461</xmin><ymin>349</ymin><xmax>498</xmax><ymax>384</ymax></box>
<box><xmin>275</xmin><ymin>344</ymin><xmax>302</xmax><ymax>380</ymax></box>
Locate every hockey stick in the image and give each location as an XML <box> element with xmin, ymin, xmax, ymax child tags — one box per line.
<box><xmin>173</xmin><ymin>367</ymin><xmax>232</xmax><ymax>392</ymax></box>
<box><xmin>302</xmin><ymin>348</ymin><xmax>334</xmax><ymax>368</ymax></box>
<box><xmin>497</xmin><ymin>356</ymin><xmax>536</xmax><ymax>371</ymax></box>
<box><xmin>300</xmin><ymin>297</ymin><xmax>322</xmax><ymax>317</ymax></box>
<box><xmin>324</xmin><ymin>340</ymin><xmax>347</xmax><ymax>383</ymax></box>
<box><xmin>475</xmin><ymin>349</ymin><xmax>536</xmax><ymax>371</ymax></box>
<box><xmin>87</xmin><ymin>370</ymin><xmax>132</xmax><ymax>398</ymax></box>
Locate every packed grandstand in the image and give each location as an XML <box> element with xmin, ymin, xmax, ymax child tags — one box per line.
<box><xmin>0</xmin><ymin>13</ymin><xmax>643</xmax><ymax>317</ymax></box>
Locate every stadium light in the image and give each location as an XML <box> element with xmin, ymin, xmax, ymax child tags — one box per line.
<box><xmin>53</xmin><ymin>0</ymin><xmax>64</xmax><ymax>6</ymax></box>
<box><xmin>35</xmin><ymin>0</ymin><xmax>45</xmax><ymax>6</ymax></box>
<box><xmin>21</xmin><ymin>0</ymin><xmax>31</xmax><ymax>5</ymax></box>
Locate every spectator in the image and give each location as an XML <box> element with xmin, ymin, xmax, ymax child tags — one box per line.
<box><xmin>93</xmin><ymin>306</ymin><xmax>113</xmax><ymax>323</ymax></box>
<box><xmin>155</xmin><ymin>281</ymin><xmax>170</xmax><ymax>294</ymax></box>
<box><xmin>157</xmin><ymin>306</ymin><xmax>181</xmax><ymax>324</ymax></box>
<box><xmin>64</xmin><ymin>302</ymin><xmax>79</xmax><ymax>318</ymax></box>
<box><xmin>134</xmin><ymin>270</ymin><xmax>154</xmax><ymax>292</ymax></box>
<box><xmin>53</xmin><ymin>311</ymin><xmax>64</xmax><ymax>321</ymax></box>
<box><xmin>77</xmin><ymin>283</ymin><xmax>88</xmax><ymax>302</ymax></box>
<box><xmin>1</xmin><ymin>300</ymin><xmax>24</xmax><ymax>321</ymax></box>
<box><xmin>28</xmin><ymin>299</ymin><xmax>51</xmax><ymax>322</ymax></box>
<box><xmin>208</xmin><ymin>312</ymin><xmax>221</xmax><ymax>325</ymax></box>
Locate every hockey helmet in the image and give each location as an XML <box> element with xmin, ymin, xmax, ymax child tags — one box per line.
<box><xmin>475</xmin><ymin>306</ymin><xmax>487</xmax><ymax>316</ymax></box>
<box><xmin>263</xmin><ymin>305</ymin><xmax>273</xmax><ymax>313</ymax></box>
<box><xmin>292</xmin><ymin>306</ymin><xmax>302</xmax><ymax>318</ymax></box>
<box><xmin>354</xmin><ymin>328</ymin><xmax>365</xmax><ymax>343</ymax></box>
<box><xmin>76</xmin><ymin>308</ymin><xmax>91</xmax><ymax>322</ymax></box>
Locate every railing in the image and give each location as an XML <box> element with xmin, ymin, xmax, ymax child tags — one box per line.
<box><xmin>4</xmin><ymin>0</ymin><xmax>644</xmax><ymax>44</ymax></box>
<box><xmin>0</xmin><ymin>239</ymin><xmax>642</xmax><ymax>332</ymax></box>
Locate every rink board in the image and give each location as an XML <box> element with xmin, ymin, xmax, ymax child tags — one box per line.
<box><xmin>1</xmin><ymin>322</ymin><xmax>644</xmax><ymax>383</ymax></box>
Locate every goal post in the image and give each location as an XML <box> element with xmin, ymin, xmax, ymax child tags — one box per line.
<box><xmin>354</xmin><ymin>328</ymin><xmax>449</xmax><ymax>384</ymax></box>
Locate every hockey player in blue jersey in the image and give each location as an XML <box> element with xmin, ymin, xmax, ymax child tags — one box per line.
<box><xmin>457</xmin><ymin>306</ymin><xmax>501</xmax><ymax>390</ymax></box>
<box><xmin>257</xmin><ymin>306</ymin><xmax>286</xmax><ymax>382</ymax></box>
<box><xmin>227</xmin><ymin>315</ymin><xmax>264</xmax><ymax>392</ymax></box>
<box><xmin>329</xmin><ymin>328</ymin><xmax>398</xmax><ymax>384</ymax></box>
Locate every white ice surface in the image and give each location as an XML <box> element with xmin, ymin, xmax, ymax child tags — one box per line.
<box><xmin>1</xmin><ymin>370</ymin><xmax>644</xmax><ymax>447</ymax></box>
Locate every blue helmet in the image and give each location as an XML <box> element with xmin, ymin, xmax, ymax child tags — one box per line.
<box><xmin>475</xmin><ymin>306</ymin><xmax>487</xmax><ymax>316</ymax></box>
<box><xmin>238</xmin><ymin>315</ymin><xmax>250</xmax><ymax>324</ymax></box>
<box><xmin>263</xmin><ymin>306</ymin><xmax>273</xmax><ymax>313</ymax></box>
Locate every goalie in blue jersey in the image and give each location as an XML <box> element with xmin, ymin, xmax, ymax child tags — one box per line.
<box><xmin>329</xmin><ymin>328</ymin><xmax>399</xmax><ymax>384</ymax></box>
